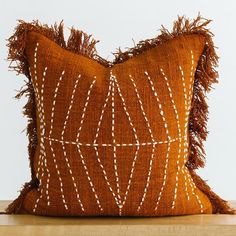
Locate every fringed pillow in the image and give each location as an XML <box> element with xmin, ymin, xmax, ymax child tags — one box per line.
<box><xmin>4</xmin><ymin>15</ymin><xmax>234</xmax><ymax>216</ymax></box>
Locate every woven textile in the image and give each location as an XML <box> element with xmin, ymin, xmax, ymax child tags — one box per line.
<box><xmin>5</xmin><ymin>16</ymin><xmax>234</xmax><ymax>216</ymax></box>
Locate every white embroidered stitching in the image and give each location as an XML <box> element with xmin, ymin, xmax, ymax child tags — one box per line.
<box><xmin>32</xmin><ymin>43</ymin><xmax>50</xmax><ymax>211</ymax></box>
<box><xmin>120</xmin><ymin>145</ymin><xmax>140</xmax><ymax>209</ymax></box>
<box><xmin>129</xmin><ymin>75</ymin><xmax>155</xmax><ymax>142</ymax></box>
<box><xmin>137</xmin><ymin>144</ymin><xmax>156</xmax><ymax>212</ymax></box>
<box><xmin>44</xmin><ymin>158</ymin><xmax>50</xmax><ymax>206</ymax></box>
<box><xmin>40</xmin><ymin>67</ymin><xmax>51</xmax><ymax>207</ymax></box>
<box><xmin>76</xmin><ymin>78</ymin><xmax>103</xmax><ymax>212</ymax></box>
<box><xmin>48</xmin><ymin>70</ymin><xmax>68</xmax><ymax>210</ymax></box>
<box><xmin>92</xmin><ymin>76</ymin><xmax>122</xmax><ymax>207</ymax></box>
<box><xmin>112</xmin><ymin>77</ymin><xmax>139</xmax><ymax>142</ymax></box>
<box><xmin>137</xmin><ymin>71</ymin><xmax>171</xmax><ymax>212</ymax></box>
<box><xmin>112</xmin><ymin>75</ymin><xmax>140</xmax><ymax>216</ymax></box>
<box><xmin>155</xmin><ymin>68</ymin><xmax>183</xmax><ymax>210</ymax></box>
<box><xmin>155</xmin><ymin>142</ymin><xmax>171</xmax><ymax>210</ymax></box>
<box><xmin>188</xmin><ymin>51</ymin><xmax>204</xmax><ymax>212</ymax></box>
<box><xmin>161</xmin><ymin>66</ymin><xmax>190</xmax><ymax>205</ymax></box>
<box><xmin>128</xmin><ymin>75</ymin><xmax>155</xmax><ymax>212</ymax></box>
<box><xmin>31</xmin><ymin>44</ymin><xmax>201</xmax><ymax>215</ymax></box>
<box><xmin>31</xmin><ymin>58</ymin><xmax>43</xmax><ymax>212</ymax></box>
<box><xmin>31</xmin><ymin>43</ymin><xmax>44</xmax><ymax>180</ymax></box>
<box><xmin>179</xmin><ymin>62</ymin><xmax>204</xmax><ymax>212</ymax></box>
<box><xmin>144</xmin><ymin>71</ymin><xmax>171</xmax><ymax>141</ymax></box>
<box><xmin>61</xmin><ymin>74</ymin><xmax>85</xmax><ymax>211</ymax></box>
<box><xmin>189</xmin><ymin>50</ymin><xmax>195</xmax><ymax>101</ymax></box>
<box><xmin>45</xmin><ymin>136</ymin><xmax>182</xmax><ymax>146</ymax></box>
<box><xmin>93</xmin><ymin>78</ymin><xmax>112</xmax><ymax>144</ymax></box>
<box><xmin>163</xmin><ymin>65</ymin><xmax>184</xmax><ymax>210</ymax></box>
<box><xmin>94</xmin><ymin>146</ymin><xmax>120</xmax><ymax>206</ymax></box>
<box><xmin>182</xmin><ymin>167</ymin><xmax>204</xmax><ymax>213</ymax></box>
<box><xmin>179</xmin><ymin>66</ymin><xmax>191</xmax><ymax>200</ymax></box>
<box><xmin>111</xmin><ymin>72</ymin><xmax>121</xmax><ymax>206</ymax></box>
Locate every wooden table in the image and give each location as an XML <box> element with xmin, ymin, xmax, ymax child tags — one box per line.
<box><xmin>0</xmin><ymin>201</ymin><xmax>235</xmax><ymax>236</ymax></box>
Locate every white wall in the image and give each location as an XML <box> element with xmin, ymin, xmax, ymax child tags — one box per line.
<box><xmin>0</xmin><ymin>0</ymin><xmax>235</xmax><ymax>200</ymax></box>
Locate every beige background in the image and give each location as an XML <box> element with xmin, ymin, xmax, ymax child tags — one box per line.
<box><xmin>0</xmin><ymin>0</ymin><xmax>235</xmax><ymax>201</ymax></box>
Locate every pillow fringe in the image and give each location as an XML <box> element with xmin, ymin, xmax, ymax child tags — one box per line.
<box><xmin>6</xmin><ymin>15</ymin><xmax>234</xmax><ymax>214</ymax></box>
<box><xmin>191</xmin><ymin>170</ymin><xmax>235</xmax><ymax>214</ymax></box>
<box><xmin>4</xmin><ymin>82</ymin><xmax>38</xmax><ymax>214</ymax></box>
<box><xmin>4</xmin><ymin>179</ymin><xmax>38</xmax><ymax>214</ymax></box>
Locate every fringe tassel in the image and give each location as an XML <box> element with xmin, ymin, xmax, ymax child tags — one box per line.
<box><xmin>191</xmin><ymin>170</ymin><xmax>235</xmax><ymax>214</ymax></box>
<box><xmin>6</xmin><ymin>15</ymin><xmax>234</xmax><ymax>214</ymax></box>
<box><xmin>4</xmin><ymin>179</ymin><xmax>38</xmax><ymax>214</ymax></box>
<box><xmin>3</xmin><ymin>82</ymin><xmax>39</xmax><ymax>214</ymax></box>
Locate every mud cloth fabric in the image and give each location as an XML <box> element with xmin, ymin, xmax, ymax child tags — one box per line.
<box><xmin>4</xmin><ymin>15</ymin><xmax>234</xmax><ymax>216</ymax></box>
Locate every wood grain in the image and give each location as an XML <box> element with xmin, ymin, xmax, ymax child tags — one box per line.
<box><xmin>0</xmin><ymin>201</ymin><xmax>235</xmax><ymax>236</ymax></box>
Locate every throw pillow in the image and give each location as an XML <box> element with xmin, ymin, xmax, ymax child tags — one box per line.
<box><xmin>4</xmin><ymin>15</ymin><xmax>234</xmax><ymax>216</ymax></box>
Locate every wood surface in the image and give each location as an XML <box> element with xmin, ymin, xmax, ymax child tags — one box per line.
<box><xmin>0</xmin><ymin>200</ymin><xmax>235</xmax><ymax>236</ymax></box>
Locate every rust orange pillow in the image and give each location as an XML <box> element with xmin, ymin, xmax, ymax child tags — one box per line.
<box><xmin>5</xmin><ymin>16</ymin><xmax>234</xmax><ymax>216</ymax></box>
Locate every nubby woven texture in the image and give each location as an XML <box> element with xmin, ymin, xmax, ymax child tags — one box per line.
<box><xmin>4</xmin><ymin>15</ymin><xmax>234</xmax><ymax>216</ymax></box>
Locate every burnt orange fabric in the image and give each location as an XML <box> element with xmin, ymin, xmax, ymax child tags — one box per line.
<box><xmin>6</xmin><ymin>17</ymin><xmax>234</xmax><ymax>217</ymax></box>
<box><xmin>16</xmin><ymin>31</ymin><xmax>213</xmax><ymax>216</ymax></box>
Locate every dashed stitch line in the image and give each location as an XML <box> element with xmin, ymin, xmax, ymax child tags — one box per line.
<box><xmin>179</xmin><ymin>53</ymin><xmax>204</xmax><ymax>212</ymax></box>
<box><xmin>44</xmin><ymin>136</ymin><xmax>183</xmax><ymax>146</ymax></box>
<box><xmin>112</xmin><ymin>77</ymin><xmax>139</xmax><ymax>142</ymax></box>
<box><xmin>179</xmin><ymin>66</ymin><xmax>189</xmax><ymax>135</ymax></box>
<box><xmin>177</xmin><ymin>66</ymin><xmax>190</xmax><ymax>202</ymax></box>
<box><xmin>182</xmin><ymin>167</ymin><xmax>204</xmax><ymax>213</ymax></box>
<box><xmin>30</xmin><ymin>44</ymin><xmax>44</xmax><ymax>180</ymax></box>
<box><xmin>186</xmin><ymin>50</ymin><xmax>195</xmax><ymax>117</ymax></box>
<box><xmin>157</xmin><ymin>68</ymin><xmax>183</xmax><ymax>209</ymax></box>
<box><xmin>137</xmin><ymin>71</ymin><xmax>171</xmax><ymax>212</ymax></box>
<box><xmin>49</xmin><ymin>70</ymin><xmax>65</xmax><ymax>138</ymax></box>
<box><xmin>154</xmin><ymin>142</ymin><xmax>171</xmax><ymax>210</ymax></box>
<box><xmin>31</xmin><ymin>44</ymin><xmax>50</xmax><ymax>212</ymax></box>
<box><xmin>77</xmin><ymin>147</ymin><xmax>103</xmax><ymax>211</ymax></box>
<box><xmin>30</xmin><ymin>61</ymin><xmax>42</xmax><ymax>212</ymax></box>
<box><xmin>61</xmin><ymin>75</ymin><xmax>81</xmax><ymax>137</ymax></box>
<box><xmin>40</xmin><ymin>67</ymin><xmax>50</xmax><ymax>206</ymax></box>
<box><xmin>92</xmin><ymin>75</ymin><xmax>122</xmax><ymax>208</ymax></box>
<box><xmin>110</xmin><ymin>72</ymin><xmax>121</xmax><ymax>205</ymax></box>
<box><xmin>33</xmin><ymin>187</ymin><xmax>43</xmax><ymax>213</ymax></box>
<box><xmin>179</xmin><ymin>64</ymin><xmax>204</xmax><ymax>210</ymax></box>
<box><xmin>120</xmin><ymin>145</ymin><xmax>140</xmax><ymax>208</ymax></box>
<box><xmin>94</xmin><ymin>146</ymin><xmax>120</xmax><ymax>206</ymax></box>
<box><xmin>189</xmin><ymin>50</ymin><xmax>195</xmax><ymax>102</ymax></box>
<box><xmin>48</xmin><ymin>70</ymin><xmax>68</xmax><ymax>211</ymax></box>
<box><xmin>93</xmin><ymin>78</ymin><xmax>113</xmax><ymax>144</ymax></box>
<box><xmin>33</xmin><ymin>107</ymin><xmax>50</xmax><ymax>209</ymax></box>
<box><xmin>160</xmin><ymin>66</ymin><xmax>183</xmax><ymax>210</ymax></box>
<box><xmin>128</xmin><ymin>75</ymin><xmax>156</xmax><ymax>212</ymax></box>
<box><xmin>44</xmin><ymin>158</ymin><xmax>50</xmax><ymax>206</ymax></box>
<box><xmin>76</xmin><ymin>79</ymin><xmax>96</xmax><ymax>141</ymax></box>
<box><xmin>144</xmin><ymin>71</ymin><xmax>171</xmax><ymax>141</ymax></box>
<box><xmin>181</xmin><ymin>167</ymin><xmax>190</xmax><ymax>200</ymax></box>
<box><xmin>61</xmin><ymin>74</ymin><xmax>85</xmax><ymax>212</ymax></box>
<box><xmin>34</xmin><ymin>153</ymin><xmax>50</xmax><ymax>210</ymax></box>
<box><xmin>188</xmin><ymin>51</ymin><xmax>204</xmax><ymax>211</ymax></box>
<box><xmin>186</xmin><ymin>50</ymin><xmax>195</xmax><ymax>131</ymax></box>
<box><xmin>76</xmin><ymin>79</ymin><xmax>103</xmax><ymax>212</ymax></box>
<box><xmin>129</xmin><ymin>75</ymin><xmax>155</xmax><ymax>142</ymax></box>
<box><xmin>137</xmin><ymin>144</ymin><xmax>156</xmax><ymax>212</ymax></box>
<box><xmin>182</xmin><ymin>169</ymin><xmax>190</xmax><ymax>201</ymax></box>
<box><xmin>144</xmin><ymin>71</ymin><xmax>171</xmax><ymax>140</ymax></box>
<box><xmin>179</xmin><ymin>66</ymin><xmax>189</xmax><ymax>147</ymax></box>
<box><xmin>112</xmin><ymin>75</ymin><xmax>140</xmax><ymax>216</ymax></box>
